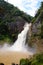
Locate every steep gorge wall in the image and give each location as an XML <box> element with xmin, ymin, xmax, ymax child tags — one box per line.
<box><xmin>26</xmin><ymin>18</ymin><xmax>43</xmax><ymax>53</ymax></box>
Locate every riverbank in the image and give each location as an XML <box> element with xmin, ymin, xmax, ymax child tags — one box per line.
<box><xmin>0</xmin><ymin>51</ymin><xmax>32</xmax><ymax>65</ymax></box>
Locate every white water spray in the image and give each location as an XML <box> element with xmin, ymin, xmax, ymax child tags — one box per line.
<box><xmin>0</xmin><ymin>23</ymin><xmax>36</xmax><ymax>54</ymax></box>
<box><xmin>9</xmin><ymin>23</ymin><xmax>31</xmax><ymax>51</ymax></box>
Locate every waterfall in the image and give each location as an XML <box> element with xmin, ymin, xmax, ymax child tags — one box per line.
<box><xmin>9</xmin><ymin>23</ymin><xmax>31</xmax><ymax>51</ymax></box>
<box><xmin>0</xmin><ymin>23</ymin><xmax>36</xmax><ymax>54</ymax></box>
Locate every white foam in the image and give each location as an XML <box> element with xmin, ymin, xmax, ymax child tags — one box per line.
<box><xmin>0</xmin><ymin>23</ymin><xmax>36</xmax><ymax>55</ymax></box>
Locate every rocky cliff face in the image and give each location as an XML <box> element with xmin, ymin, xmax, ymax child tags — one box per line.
<box><xmin>0</xmin><ymin>0</ymin><xmax>32</xmax><ymax>43</ymax></box>
<box><xmin>26</xmin><ymin>13</ymin><xmax>43</xmax><ymax>52</ymax></box>
<box><xmin>6</xmin><ymin>17</ymin><xmax>26</xmax><ymax>42</ymax></box>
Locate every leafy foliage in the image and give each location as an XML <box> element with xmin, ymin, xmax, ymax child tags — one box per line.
<box><xmin>20</xmin><ymin>53</ymin><xmax>43</xmax><ymax>65</ymax></box>
<box><xmin>32</xmin><ymin>2</ymin><xmax>43</xmax><ymax>23</ymax></box>
<box><xmin>0</xmin><ymin>0</ymin><xmax>33</xmax><ymax>43</ymax></box>
<box><xmin>27</xmin><ymin>2</ymin><xmax>43</xmax><ymax>52</ymax></box>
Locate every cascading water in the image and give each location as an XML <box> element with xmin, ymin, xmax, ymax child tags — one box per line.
<box><xmin>0</xmin><ymin>23</ymin><xmax>36</xmax><ymax>54</ymax></box>
<box><xmin>9</xmin><ymin>23</ymin><xmax>31</xmax><ymax>51</ymax></box>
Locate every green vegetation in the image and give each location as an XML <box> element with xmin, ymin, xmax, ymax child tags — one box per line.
<box><xmin>27</xmin><ymin>2</ymin><xmax>43</xmax><ymax>52</ymax></box>
<box><xmin>32</xmin><ymin>2</ymin><xmax>43</xmax><ymax>23</ymax></box>
<box><xmin>20</xmin><ymin>53</ymin><xmax>43</xmax><ymax>65</ymax></box>
<box><xmin>0</xmin><ymin>0</ymin><xmax>33</xmax><ymax>44</ymax></box>
<box><xmin>32</xmin><ymin>2</ymin><xmax>43</xmax><ymax>39</ymax></box>
<box><xmin>0</xmin><ymin>1</ymin><xmax>43</xmax><ymax>65</ymax></box>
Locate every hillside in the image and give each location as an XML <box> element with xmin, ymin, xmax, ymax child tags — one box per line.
<box><xmin>27</xmin><ymin>2</ymin><xmax>43</xmax><ymax>52</ymax></box>
<box><xmin>0</xmin><ymin>0</ymin><xmax>33</xmax><ymax>44</ymax></box>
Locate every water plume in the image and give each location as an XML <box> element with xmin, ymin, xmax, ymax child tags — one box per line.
<box><xmin>0</xmin><ymin>23</ymin><xmax>36</xmax><ymax>55</ymax></box>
